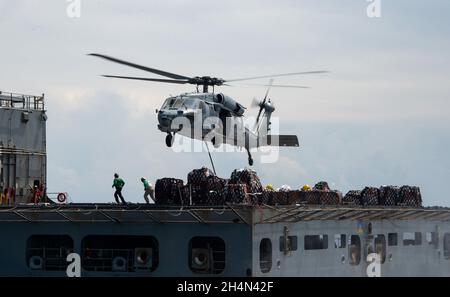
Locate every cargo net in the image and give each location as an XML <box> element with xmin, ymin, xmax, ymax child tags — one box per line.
<box><xmin>155</xmin><ymin>168</ymin><xmax>422</xmax><ymax>208</ymax></box>
<box><xmin>342</xmin><ymin>186</ymin><xmax>423</xmax><ymax>208</ymax></box>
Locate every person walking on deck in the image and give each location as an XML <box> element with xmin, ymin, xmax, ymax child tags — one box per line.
<box><xmin>112</xmin><ymin>173</ymin><xmax>126</xmax><ymax>204</ymax></box>
<box><xmin>141</xmin><ymin>177</ymin><xmax>155</xmax><ymax>204</ymax></box>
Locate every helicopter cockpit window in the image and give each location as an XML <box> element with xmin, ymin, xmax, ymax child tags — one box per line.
<box><xmin>162</xmin><ymin>98</ymin><xmax>175</xmax><ymax>109</ymax></box>
<box><xmin>162</xmin><ymin>97</ymin><xmax>185</xmax><ymax>109</ymax></box>
<box><xmin>171</xmin><ymin>97</ymin><xmax>184</xmax><ymax>109</ymax></box>
<box><xmin>182</xmin><ymin>98</ymin><xmax>199</xmax><ymax>109</ymax></box>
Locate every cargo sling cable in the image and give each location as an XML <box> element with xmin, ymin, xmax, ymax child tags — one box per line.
<box><xmin>204</xmin><ymin>141</ymin><xmax>217</xmax><ymax>175</ymax></box>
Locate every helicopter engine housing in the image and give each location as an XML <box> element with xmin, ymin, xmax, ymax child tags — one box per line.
<box><xmin>214</xmin><ymin>93</ymin><xmax>245</xmax><ymax>116</ymax></box>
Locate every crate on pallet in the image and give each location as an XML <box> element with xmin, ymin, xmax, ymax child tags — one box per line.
<box><xmin>286</xmin><ymin>190</ymin><xmax>302</xmax><ymax>205</ymax></box>
<box><xmin>205</xmin><ymin>190</ymin><xmax>226</xmax><ymax>205</ymax></box>
<box><xmin>260</xmin><ymin>189</ymin><xmax>274</xmax><ymax>205</ymax></box>
<box><xmin>313</xmin><ymin>181</ymin><xmax>330</xmax><ymax>191</ymax></box>
<box><xmin>343</xmin><ymin>190</ymin><xmax>362</xmax><ymax>206</ymax></box>
<box><xmin>187</xmin><ymin>167</ymin><xmax>215</xmax><ymax>185</ymax></box>
<box><xmin>229</xmin><ymin>168</ymin><xmax>263</xmax><ymax>194</ymax></box>
<box><xmin>190</xmin><ymin>184</ymin><xmax>208</xmax><ymax>205</ymax></box>
<box><xmin>222</xmin><ymin>184</ymin><xmax>248</xmax><ymax>204</ymax></box>
<box><xmin>320</xmin><ymin>191</ymin><xmax>342</xmax><ymax>205</ymax></box>
<box><xmin>299</xmin><ymin>190</ymin><xmax>321</xmax><ymax>205</ymax></box>
<box><xmin>206</xmin><ymin>176</ymin><xmax>227</xmax><ymax>192</ymax></box>
<box><xmin>360</xmin><ymin>187</ymin><xmax>380</xmax><ymax>206</ymax></box>
<box><xmin>379</xmin><ymin>186</ymin><xmax>399</xmax><ymax>206</ymax></box>
<box><xmin>399</xmin><ymin>186</ymin><xmax>422</xmax><ymax>207</ymax></box>
<box><xmin>299</xmin><ymin>190</ymin><xmax>341</xmax><ymax>205</ymax></box>
<box><xmin>272</xmin><ymin>191</ymin><xmax>289</xmax><ymax>205</ymax></box>
<box><xmin>155</xmin><ymin>178</ymin><xmax>184</xmax><ymax>205</ymax></box>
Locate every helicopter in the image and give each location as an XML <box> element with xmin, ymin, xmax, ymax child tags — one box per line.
<box><xmin>89</xmin><ymin>53</ymin><xmax>327</xmax><ymax>165</ymax></box>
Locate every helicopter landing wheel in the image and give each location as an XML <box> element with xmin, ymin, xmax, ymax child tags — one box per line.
<box><xmin>165</xmin><ymin>133</ymin><xmax>174</xmax><ymax>147</ymax></box>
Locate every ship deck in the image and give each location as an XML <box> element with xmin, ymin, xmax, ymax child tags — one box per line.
<box><xmin>1</xmin><ymin>203</ymin><xmax>450</xmax><ymax>224</ymax></box>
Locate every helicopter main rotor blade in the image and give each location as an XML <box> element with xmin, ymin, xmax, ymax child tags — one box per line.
<box><xmin>248</xmin><ymin>83</ymin><xmax>310</xmax><ymax>89</ymax></box>
<box><xmin>101</xmin><ymin>75</ymin><xmax>189</xmax><ymax>84</ymax></box>
<box><xmin>226</xmin><ymin>83</ymin><xmax>310</xmax><ymax>89</ymax></box>
<box><xmin>225</xmin><ymin>71</ymin><xmax>328</xmax><ymax>82</ymax></box>
<box><xmin>89</xmin><ymin>53</ymin><xmax>191</xmax><ymax>80</ymax></box>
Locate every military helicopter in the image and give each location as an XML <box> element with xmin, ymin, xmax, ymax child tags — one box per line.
<box><xmin>89</xmin><ymin>53</ymin><xmax>327</xmax><ymax>165</ymax></box>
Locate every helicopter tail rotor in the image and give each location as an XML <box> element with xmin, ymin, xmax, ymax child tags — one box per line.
<box><xmin>253</xmin><ymin>79</ymin><xmax>275</xmax><ymax>133</ymax></box>
<box><xmin>251</xmin><ymin>97</ymin><xmax>260</xmax><ymax>108</ymax></box>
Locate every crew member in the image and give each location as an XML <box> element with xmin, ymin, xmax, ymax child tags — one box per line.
<box><xmin>141</xmin><ymin>177</ymin><xmax>155</xmax><ymax>204</ymax></box>
<box><xmin>112</xmin><ymin>173</ymin><xmax>126</xmax><ymax>204</ymax></box>
<box><xmin>39</xmin><ymin>183</ymin><xmax>47</xmax><ymax>203</ymax></box>
<box><xmin>302</xmin><ymin>184</ymin><xmax>311</xmax><ymax>191</ymax></box>
<box><xmin>33</xmin><ymin>185</ymin><xmax>41</xmax><ymax>204</ymax></box>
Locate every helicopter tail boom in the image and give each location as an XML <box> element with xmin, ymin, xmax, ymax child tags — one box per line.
<box><xmin>259</xmin><ymin>135</ymin><xmax>299</xmax><ymax>147</ymax></box>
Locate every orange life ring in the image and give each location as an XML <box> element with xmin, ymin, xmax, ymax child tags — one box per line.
<box><xmin>57</xmin><ymin>193</ymin><xmax>67</xmax><ymax>203</ymax></box>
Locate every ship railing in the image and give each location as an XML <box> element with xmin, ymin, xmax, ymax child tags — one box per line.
<box><xmin>211</xmin><ymin>249</ymin><xmax>225</xmax><ymax>274</ymax></box>
<box><xmin>0</xmin><ymin>90</ymin><xmax>45</xmax><ymax>111</ymax></box>
<box><xmin>82</xmin><ymin>248</ymin><xmax>136</xmax><ymax>272</ymax></box>
<box><xmin>27</xmin><ymin>247</ymin><xmax>73</xmax><ymax>271</ymax></box>
<box><xmin>260</xmin><ymin>259</ymin><xmax>272</xmax><ymax>270</ymax></box>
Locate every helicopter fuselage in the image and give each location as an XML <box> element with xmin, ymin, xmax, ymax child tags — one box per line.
<box><xmin>157</xmin><ymin>92</ymin><xmax>257</xmax><ymax>149</ymax></box>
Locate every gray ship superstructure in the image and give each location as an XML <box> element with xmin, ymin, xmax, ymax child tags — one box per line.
<box><xmin>0</xmin><ymin>91</ymin><xmax>47</xmax><ymax>204</ymax></box>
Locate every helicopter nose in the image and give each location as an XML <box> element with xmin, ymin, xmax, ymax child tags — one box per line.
<box><xmin>159</xmin><ymin>117</ymin><xmax>172</xmax><ymax>128</ymax></box>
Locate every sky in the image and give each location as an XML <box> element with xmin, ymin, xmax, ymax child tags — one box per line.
<box><xmin>1</xmin><ymin>0</ymin><xmax>449</xmax><ymax>206</ymax></box>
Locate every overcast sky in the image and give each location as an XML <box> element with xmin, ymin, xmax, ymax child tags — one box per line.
<box><xmin>1</xmin><ymin>0</ymin><xmax>449</xmax><ymax>205</ymax></box>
